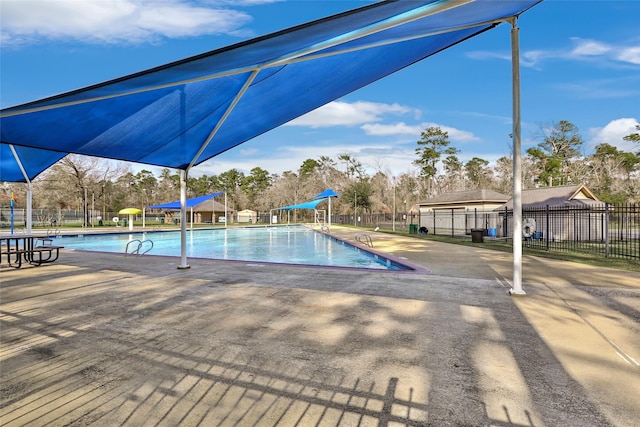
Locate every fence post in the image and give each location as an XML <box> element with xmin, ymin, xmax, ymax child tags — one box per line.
<box><xmin>433</xmin><ymin>210</ymin><xmax>436</xmax><ymax>235</ymax></box>
<box><xmin>451</xmin><ymin>208</ymin><xmax>454</xmax><ymax>237</ymax></box>
<box><xmin>605</xmin><ymin>203</ymin><xmax>610</xmax><ymax>257</ymax></box>
<box><xmin>503</xmin><ymin>207</ymin><xmax>508</xmax><ymax>238</ymax></box>
<box><xmin>545</xmin><ymin>205</ymin><xmax>550</xmax><ymax>251</ymax></box>
<box><xmin>474</xmin><ymin>208</ymin><xmax>478</xmax><ymax>229</ymax></box>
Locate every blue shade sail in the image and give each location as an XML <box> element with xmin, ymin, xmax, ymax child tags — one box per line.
<box><xmin>0</xmin><ymin>144</ymin><xmax>66</xmax><ymax>182</ymax></box>
<box><xmin>312</xmin><ymin>189</ymin><xmax>340</xmax><ymax>200</ymax></box>
<box><xmin>279</xmin><ymin>199</ymin><xmax>324</xmax><ymax>211</ymax></box>
<box><xmin>1</xmin><ymin>0</ymin><xmax>542</xmax><ymax>181</ymax></box>
<box><xmin>148</xmin><ymin>191</ymin><xmax>225</xmax><ymax>209</ymax></box>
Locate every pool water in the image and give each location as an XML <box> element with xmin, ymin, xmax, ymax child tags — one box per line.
<box><xmin>55</xmin><ymin>226</ymin><xmax>411</xmax><ymax>270</ymax></box>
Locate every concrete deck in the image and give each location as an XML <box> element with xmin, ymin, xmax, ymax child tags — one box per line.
<box><xmin>1</xmin><ymin>225</ymin><xmax>638</xmax><ymax>426</ymax></box>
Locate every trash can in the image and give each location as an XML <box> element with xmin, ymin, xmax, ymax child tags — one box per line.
<box><xmin>409</xmin><ymin>224</ymin><xmax>418</xmax><ymax>234</ymax></box>
<box><xmin>487</xmin><ymin>228</ymin><xmax>496</xmax><ymax>237</ymax></box>
<box><xmin>471</xmin><ymin>228</ymin><xmax>484</xmax><ymax>243</ymax></box>
<box><xmin>98</xmin><ymin>220</ymin><xmax>103</xmax><ymax>226</ymax></box>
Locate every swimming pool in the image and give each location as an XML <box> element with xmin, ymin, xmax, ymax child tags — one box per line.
<box><xmin>55</xmin><ymin>226</ymin><xmax>412</xmax><ymax>271</ymax></box>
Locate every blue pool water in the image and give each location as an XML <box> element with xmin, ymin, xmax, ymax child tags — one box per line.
<box><xmin>55</xmin><ymin>226</ymin><xmax>411</xmax><ymax>270</ymax></box>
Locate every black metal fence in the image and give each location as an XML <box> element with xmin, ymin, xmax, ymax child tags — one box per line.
<box><xmin>504</xmin><ymin>203</ymin><xmax>639</xmax><ymax>260</ymax></box>
<box><xmin>332</xmin><ymin>203</ymin><xmax>639</xmax><ymax>261</ymax></box>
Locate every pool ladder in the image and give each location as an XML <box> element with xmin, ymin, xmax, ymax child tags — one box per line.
<box><xmin>355</xmin><ymin>233</ymin><xmax>373</xmax><ymax>248</ymax></box>
<box><xmin>46</xmin><ymin>227</ymin><xmax>61</xmax><ymax>237</ymax></box>
<box><xmin>125</xmin><ymin>239</ymin><xmax>154</xmax><ymax>256</ymax></box>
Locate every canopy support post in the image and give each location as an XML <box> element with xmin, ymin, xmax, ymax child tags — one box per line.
<box><xmin>509</xmin><ymin>17</ymin><xmax>525</xmax><ymax>296</ymax></box>
<box><xmin>9</xmin><ymin>145</ymin><xmax>32</xmax><ymax>234</ymax></box>
<box><xmin>178</xmin><ymin>169</ymin><xmax>190</xmax><ymax>270</ymax></box>
<box><xmin>26</xmin><ymin>182</ymin><xmax>32</xmax><ymax>234</ymax></box>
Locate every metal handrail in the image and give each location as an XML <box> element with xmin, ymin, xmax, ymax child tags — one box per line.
<box><xmin>355</xmin><ymin>233</ymin><xmax>373</xmax><ymax>248</ymax></box>
<box><xmin>125</xmin><ymin>239</ymin><xmax>142</xmax><ymax>255</ymax></box>
<box><xmin>125</xmin><ymin>239</ymin><xmax>154</xmax><ymax>256</ymax></box>
<box><xmin>139</xmin><ymin>240</ymin><xmax>154</xmax><ymax>255</ymax></box>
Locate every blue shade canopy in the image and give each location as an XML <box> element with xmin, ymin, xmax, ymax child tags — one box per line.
<box><xmin>148</xmin><ymin>191</ymin><xmax>224</xmax><ymax>209</ymax></box>
<box><xmin>0</xmin><ymin>144</ymin><xmax>66</xmax><ymax>182</ymax></box>
<box><xmin>0</xmin><ymin>0</ymin><xmax>542</xmax><ymax>180</ymax></box>
<box><xmin>279</xmin><ymin>200</ymin><xmax>324</xmax><ymax>211</ymax></box>
<box><xmin>312</xmin><ymin>189</ymin><xmax>339</xmax><ymax>200</ymax></box>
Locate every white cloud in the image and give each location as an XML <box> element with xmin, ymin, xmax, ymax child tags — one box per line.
<box><xmin>432</xmin><ymin>124</ymin><xmax>481</xmax><ymax>143</ymax></box>
<box><xmin>362</xmin><ymin>121</ymin><xmax>480</xmax><ymax>143</ymax></box>
<box><xmin>239</xmin><ymin>148</ymin><xmax>258</xmax><ymax>156</ymax></box>
<box><xmin>467</xmin><ymin>37</ymin><xmax>640</xmax><ymax>68</ymax></box>
<box><xmin>0</xmin><ymin>0</ymin><xmax>253</xmax><ymax>45</ymax></box>
<box><xmin>285</xmin><ymin>101</ymin><xmax>414</xmax><ymax>128</ymax></box>
<box><xmin>285</xmin><ymin>101</ymin><xmax>480</xmax><ymax>142</ymax></box>
<box><xmin>587</xmin><ymin>118</ymin><xmax>639</xmax><ymax>153</ymax></box>
<box><xmin>617</xmin><ymin>46</ymin><xmax>640</xmax><ymax>65</ymax></box>
<box><xmin>193</xmin><ymin>140</ymin><xmax>418</xmax><ymax>177</ymax></box>
<box><xmin>569</xmin><ymin>38</ymin><xmax>611</xmax><ymax>57</ymax></box>
<box><xmin>362</xmin><ymin>122</ymin><xmax>422</xmax><ymax>136</ymax></box>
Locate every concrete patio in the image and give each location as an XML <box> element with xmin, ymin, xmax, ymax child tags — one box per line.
<box><xmin>1</xmin><ymin>226</ymin><xmax>638</xmax><ymax>426</ymax></box>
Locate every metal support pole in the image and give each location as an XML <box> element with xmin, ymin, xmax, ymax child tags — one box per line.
<box><xmin>26</xmin><ymin>182</ymin><xmax>32</xmax><ymax>234</ymax></box>
<box><xmin>392</xmin><ymin>183</ymin><xmax>396</xmax><ymax>231</ymax></box>
<box><xmin>8</xmin><ymin>146</ymin><xmax>32</xmax><ymax>233</ymax></box>
<box><xmin>509</xmin><ymin>17</ymin><xmax>525</xmax><ymax>295</ymax></box>
<box><xmin>178</xmin><ymin>169</ymin><xmax>190</xmax><ymax>269</ymax></box>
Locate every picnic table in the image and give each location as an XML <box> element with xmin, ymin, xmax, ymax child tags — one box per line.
<box><xmin>0</xmin><ymin>234</ymin><xmax>64</xmax><ymax>268</ymax></box>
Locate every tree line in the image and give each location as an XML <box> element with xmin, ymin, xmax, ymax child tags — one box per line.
<box><xmin>3</xmin><ymin>120</ymin><xmax>639</xmax><ymax>222</ymax></box>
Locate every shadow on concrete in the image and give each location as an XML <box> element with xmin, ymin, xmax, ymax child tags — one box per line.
<box><xmin>0</xmin><ymin>250</ymin><xmax>632</xmax><ymax>426</ymax></box>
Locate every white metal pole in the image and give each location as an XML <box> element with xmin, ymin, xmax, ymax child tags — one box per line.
<box><xmin>8</xmin><ymin>145</ymin><xmax>32</xmax><ymax>233</ymax></box>
<box><xmin>178</xmin><ymin>169</ymin><xmax>190</xmax><ymax>269</ymax></box>
<box><xmin>26</xmin><ymin>182</ymin><xmax>32</xmax><ymax>234</ymax></box>
<box><xmin>224</xmin><ymin>192</ymin><xmax>228</xmax><ymax>228</ymax></box>
<box><xmin>328</xmin><ymin>197</ymin><xmax>332</xmax><ymax>232</ymax></box>
<box><xmin>510</xmin><ymin>18</ymin><xmax>525</xmax><ymax>295</ymax></box>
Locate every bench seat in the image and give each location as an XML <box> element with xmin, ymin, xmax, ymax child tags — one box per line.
<box><xmin>1</xmin><ymin>245</ymin><xmax>64</xmax><ymax>268</ymax></box>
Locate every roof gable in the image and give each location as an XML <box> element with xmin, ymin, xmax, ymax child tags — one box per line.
<box><xmin>419</xmin><ymin>189</ymin><xmax>510</xmax><ymax>206</ymax></box>
<box><xmin>503</xmin><ymin>184</ymin><xmax>600</xmax><ymax>209</ymax></box>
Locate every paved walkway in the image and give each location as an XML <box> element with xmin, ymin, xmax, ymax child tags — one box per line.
<box><xmin>1</xmin><ymin>225</ymin><xmax>638</xmax><ymax>426</ymax></box>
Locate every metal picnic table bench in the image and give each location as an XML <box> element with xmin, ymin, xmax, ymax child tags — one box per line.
<box><xmin>0</xmin><ymin>234</ymin><xmax>64</xmax><ymax>268</ymax></box>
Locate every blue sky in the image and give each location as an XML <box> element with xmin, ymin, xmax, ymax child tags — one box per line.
<box><xmin>1</xmin><ymin>0</ymin><xmax>639</xmax><ymax>178</ymax></box>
